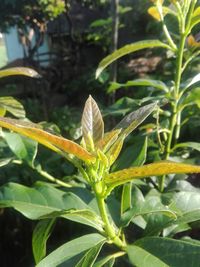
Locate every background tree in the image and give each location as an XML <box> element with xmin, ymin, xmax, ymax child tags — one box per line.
<box><xmin>0</xmin><ymin>0</ymin><xmax>67</xmax><ymax>59</ymax></box>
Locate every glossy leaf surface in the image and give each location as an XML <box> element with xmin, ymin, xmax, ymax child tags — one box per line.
<box><xmin>105</xmin><ymin>161</ymin><xmax>200</xmax><ymax>190</ymax></box>
<box><xmin>36</xmin><ymin>234</ymin><xmax>105</xmax><ymax>267</ymax></box>
<box><xmin>0</xmin><ymin>117</ymin><xmax>95</xmax><ymax>162</ymax></box>
<box><xmin>81</xmin><ymin>95</ymin><xmax>104</xmax><ymax>145</ymax></box>
<box><xmin>108</xmin><ymin>79</ymin><xmax>169</xmax><ymax>93</ymax></box>
<box><xmin>127</xmin><ymin>244</ymin><xmax>168</xmax><ymax>267</ymax></box>
<box><xmin>96</xmin><ymin>40</ymin><xmax>170</xmax><ymax>78</ymax></box>
<box><xmin>0</xmin><ymin>182</ymin><xmax>103</xmax><ymax>231</ymax></box>
<box><xmin>128</xmin><ymin>237</ymin><xmax>200</xmax><ymax>267</ymax></box>
<box><xmin>0</xmin><ymin>67</ymin><xmax>40</xmax><ymax>79</ymax></box>
<box><xmin>32</xmin><ymin>219</ymin><xmax>56</xmax><ymax>264</ymax></box>
<box><xmin>75</xmin><ymin>240</ymin><xmax>106</xmax><ymax>267</ymax></box>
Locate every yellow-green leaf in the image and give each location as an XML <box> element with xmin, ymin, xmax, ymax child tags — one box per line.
<box><xmin>96</xmin><ymin>40</ymin><xmax>170</xmax><ymax>78</ymax></box>
<box><xmin>96</xmin><ymin>129</ymin><xmax>121</xmax><ymax>152</ymax></box>
<box><xmin>0</xmin><ymin>96</ymin><xmax>26</xmax><ymax>118</ymax></box>
<box><xmin>81</xmin><ymin>96</ymin><xmax>104</xmax><ymax>147</ymax></box>
<box><xmin>0</xmin><ymin>117</ymin><xmax>95</xmax><ymax>162</ymax></box>
<box><xmin>106</xmin><ymin>137</ymin><xmax>125</xmax><ymax>166</ymax></box>
<box><xmin>0</xmin><ymin>67</ymin><xmax>40</xmax><ymax>79</ymax></box>
<box><xmin>190</xmin><ymin>7</ymin><xmax>200</xmax><ymax>30</ymax></box>
<box><xmin>105</xmin><ymin>161</ymin><xmax>200</xmax><ymax>190</ymax></box>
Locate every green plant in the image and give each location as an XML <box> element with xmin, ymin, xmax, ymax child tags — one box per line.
<box><xmin>96</xmin><ymin>0</ymin><xmax>200</xmax><ymax>192</ymax></box>
<box><xmin>0</xmin><ymin>85</ymin><xmax>200</xmax><ymax>265</ymax></box>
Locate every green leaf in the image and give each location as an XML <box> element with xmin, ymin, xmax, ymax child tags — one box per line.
<box><xmin>108</xmin><ymin>79</ymin><xmax>169</xmax><ymax>93</ymax></box>
<box><xmin>190</xmin><ymin>7</ymin><xmax>200</xmax><ymax>30</ymax></box>
<box><xmin>121</xmin><ymin>190</ymin><xmax>176</xmax><ymax>228</ymax></box>
<box><xmin>182</xmin><ymin>87</ymin><xmax>200</xmax><ymax>108</ymax></box>
<box><xmin>0</xmin><ymin>96</ymin><xmax>26</xmax><ymax>118</ymax></box>
<box><xmin>127</xmin><ymin>244</ymin><xmax>169</xmax><ymax>267</ymax></box>
<box><xmin>81</xmin><ymin>95</ymin><xmax>104</xmax><ymax>146</ymax></box>
<box><xmin>0</xmin><ymin>67</ymin><xmax>40</xmax><ymax>79</ymax></box>
<box><xmin>36</xmin><ymin>234</ymin><xmax>105</xmax><ymax>267</ymax></box>
<box><xmin>121</xmin><ymin>183</ymin><xmax>132</xmax><ymax>214</ymax></box>
<box><xmin>173</xmin><ymin>142</ymin><xmax>200</xmax><ymax>152</ymax></box>
<box><xmin>93</xmin><ymin>254</ymin><xmax>117</xmax><ymax>267</ymax></box>
<box><xmin>75</xmin><ymin>240</ymin><xmax>106</xmax><ymax>267</ymax></box>
<box><xmin>96</xmin><ymin>40</ymin><xmax>170</xmax><ymax>78</ymax></box>
<box><xmin>32</xmin><ymin>219</ymin><xmax>56</xmax><ymax>264</ymax></box>
<box><xmin>183</xmin><ymin>73</ymin><xmax>200</xmax><ymax>91</ymax></box>
<box><xmin>2</xmin><ymin>132</ymin><xmax>38</xmax><ymax>167</ymax></box>
<box><xmin>0</xmin><ymin>117</ymin><xmax>95</xmax><ymax>163</ymax></box>
<box><xmin>145</xmin><ymin>190</ymin><xmax>200</xmax><ymax>236</ymax></box>
<box><xmin>105</xmin><ymin>161</ymin><xmax>200</xmax><ymax>192</ymax></box>
<box><xmin>113</xmin><ymin>137</ymin><xmax>148</xmax><ymax>171</ymax></box>
<box><xmin>0</xmin><ymin>182</ymin><xmax>103</xmax><ymax>231</ymax></box>
<box><xmin>114</xmin><ymin>103</ymin><xmax>157</xmax><ymax>138</ymax></box>
<box><xmin>132</xmin><ymin>237</ymin><xmax>200</xmax><ymax>267</ymax></box>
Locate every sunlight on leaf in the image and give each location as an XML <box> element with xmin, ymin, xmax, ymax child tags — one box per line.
<box><xmin>105</xmin><ymin>161</ymin><xmax>200</xmax><ymax>191</ymax></box>
<box><xmin>0</xmin><ymin>117</ymin><xmax>95</xmax><ymax>162</ymax></box>
<box><xmin>0</xmin><ymin>67</ymin><xmax>40</xmax><ymax>79</ymax></box>
<box><xmin>96</xmin><ymin>40</ymin><xmax>170</xmax><ymax>78</ymax></box>
<box><xmin>81</xmin><ymin>95</ymin><xmax>104</xmax><ymax>147</ymax></box>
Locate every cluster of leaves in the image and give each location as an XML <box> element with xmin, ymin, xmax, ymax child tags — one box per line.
<box><xmin>0</xmin><ymin>0</ymin><xmax>200</xmax><ymax>266</ymax></box>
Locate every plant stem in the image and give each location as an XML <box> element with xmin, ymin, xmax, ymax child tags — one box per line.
<box><xmin>95</xmin><ymin>192</ymin><xmax>125</xmax><ymax>249</ymax></box>
<box><xmin>160</xmin><ymin>36</ymin><xmax>187</xmax><ymax>192</ymax></box>
<box><xmin>37</xmin><ymin>168</ymin><xmax>72</xmax><ymax>188</ymax></box>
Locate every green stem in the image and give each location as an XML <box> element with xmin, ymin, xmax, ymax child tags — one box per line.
<box><xmin>37</xmin><ymin>168</ymin><xmax>72</xmax><ymax>188</ymax></box>
<box><xmin>160</xmin><ymin>34</ymin><xmax>187</xmax><ymax>192</ymax></box>
<box><xmin>95</xmin><ymin>188</ymin><xmax>125</xmax><ymax>249</ymax></box>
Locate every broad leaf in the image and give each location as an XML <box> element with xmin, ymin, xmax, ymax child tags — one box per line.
<box><xmin>0</xmin><ymin>67</ymin><xmax>40</xmax><ymax>79</ymax></box>
<box><xmin>113</xmin><ymin>137</ymin><xmax>148</xmax><ymax>171</ymax></box>
<box><xmin>0</xmin><ymin>117</ymin><xmax>95</xmax><ymax>162</ymax></box>
<box><xmin>121</xmin><ymin>193</ymin><xmax>176</xmax><ymax>228</ymax></box>
<box><xmin>108</xmin><ymin>79</ymin><xmax>169</xmax><ymax>93</ymax></box>
<box><xmin>81</xmin><ymin>95</ymin><xmax>104</xmax><ymax>146</ymax></box>
<box><xmin>32</xmin><ymin>219</ymin><xmax>56</xmax><ymax>264</ymax></box>
<box><xmin>36</xmin><ymin>234</ymin><xmax>105</xmax><ymax>267</ymax></box>
<box><xmin>3</xmin><ymin>132</ymin><xmax>38</xmax><ymax>167</ymax></box>
<box><xmin>173</xmin><ymin>142</ymin><xmax>200</xmax><ymax>152</ymax></box>
<box><xmin>75</xmin><ymin>240</ymin><xmax>106</xmax><ymax>267</ymax></box>
<box><xmin>144</xmin><ymin>190</ymin><xmax>200</xmax><ymax>236</ymax></box>
<box><xmin>0</xmin><ymin>96</ymin><xmax>26</xmax><ymax>118</ymax></box>
<box><xmin>0</xmin><ymin>182</ymin><xmax>103</xmax><ymax>231</ymax></box>
<box><xmin>105</xmin><ymin>161</ymin><xmax>200</xmax><ymax>192</ymax></box>
<box><xmin>96</xmin><ymin>40</ymin><xmax>170</xmax><ymax>78</ymax></box>
<box><xmin>131</xmin><ymin>237</ymin><xmax>200</xmax><ymax>267</ymax></box>
<box><xmin>114</xmin><ymin>103</ymin><xmax>157</xmax><ymax>138</ymax></box>
<box><xmin>127</xmin><ymin>245</ymin><xmax>168</xmax><ymax>267</ymax></box>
